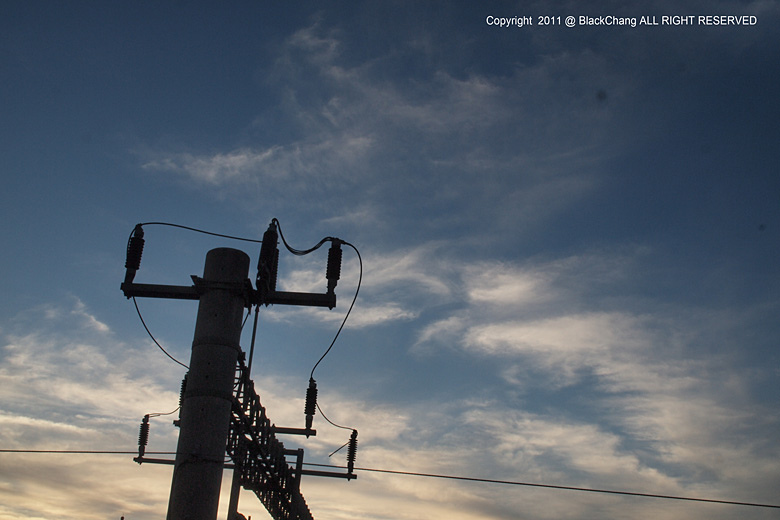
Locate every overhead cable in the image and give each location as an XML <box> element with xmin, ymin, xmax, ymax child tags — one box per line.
<box><xmin>132</xmin><ymin>297</ymin><xmax>188</xmax><ymax>369</ymax></box>
<box><xmin>303</xmin><ymin>463</ymin><xmax>780</xmax><ymax>510</ymax></box>
<box><xmin>1</xmin><ymin>450</ymin><xmax>777</xmax><ymax>509</ymax></box>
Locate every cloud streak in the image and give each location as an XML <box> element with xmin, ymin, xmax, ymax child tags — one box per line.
<box><xmin>139</xmin><ymin>22</ymin><xmax>625</xmax><ymax>240</ymax></box>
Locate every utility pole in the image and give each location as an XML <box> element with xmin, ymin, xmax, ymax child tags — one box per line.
<box><xmin>122</xmin><ymin>221</ymin><xmax>358</xmax><ymax>520</ymax></box>
<box><xmin>166</xmin><ymin>248</ymin><xmax>250</xmax><ymax>520</ymax></box>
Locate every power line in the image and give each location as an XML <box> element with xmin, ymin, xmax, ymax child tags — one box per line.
<box><xmin>303</xmin><ymin>463</ymin><xmax>780</xmax><ymax>510</ymax></box>
<box><xmin>133</xmin><ymin>297</ymin><xmax>189</xmax><ymax>369</ymax></box>
<box><xmin>309</xmin><ymin>240</ymin><xmax>362</xmax><ymax>379</ymax></box>
<box><xmin>0</xmin><ymin>449</ymin><xmax>176</xmax><ymax>455</ymax></box>
<box><xmin>134</xmin><ymin>222</ymin><xmax>263</xmax><ymax>244</ymax></box>
<box><xmin>2</xmin><ymin>450</ymin><xmax>777</xmax><ymax>510</ymax></box>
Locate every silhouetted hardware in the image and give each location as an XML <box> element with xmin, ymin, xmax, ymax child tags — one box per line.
<box><xmin>123</xmin><ymin>220</ymin><xmax>359</xmax><ymax>520</ymax></box>
<box><xmin>304</xmin><ymin>378</ymin><xmax>318</xmax><ymax>434</ymax></box>
<box><xmin>121</xmin><ymin>221</ymin><xmax>337</xmax><ymax>309</ymax></box>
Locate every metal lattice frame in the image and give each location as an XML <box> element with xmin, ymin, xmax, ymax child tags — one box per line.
<box><xmin>227</xmin><ymin>359</ymin><xmax>314</xmax><ymax>520</ymax></box>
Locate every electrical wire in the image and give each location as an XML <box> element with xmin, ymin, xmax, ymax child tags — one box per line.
<box><xmin>0</xmin><ymin>449</ymin><xmax>176</xmax><ymax>455</ymax></box>
<box><xmin>302</xmin><ymin>463</ymin><xmax>780</xmax><ymax>510</ymax></box>
<box><xmin>272</xmin><ymin>218</ymin><xmax>331</xmax><ymax>256</ymax></box>
<box><xmin>328</xmin><ymin>439</ymin><xmax>351</xmax><ymax>458</ymax></box>
<box><xmin>125</xmin><ymin>219</ymin><xmax>364</xmax><ymax>462</ymax></box>
<box><xmin>147</xmin><ymin>407</ymin><xmax>180</xmax><ymax>418</ymax></box>
<box><xmin>126</xmin><ymin>219</ymin><xmax>361</xmax><ymax>377</ymax></box>
<box><xmin>274</xmin><ymin>220</ymin><xmax>363</xmax><ymax>442</ymax></box>
<box><xmin>270</xmin><ymin>219</ymin><xmax>363</xmax><ymax>447</ymax></box>
<box><xmin>134</xmin><ymin>222</ymin><xmax>262</xmax><ymax>243</ymax></box>
<box><xmin>269</xmin><ymin>219</ymin><xmax>363</xmax><ymax>378</ymax></box>
<box><xmin>310</xmin><ymin>241</ymin><xmax>362</xmax><ymax>379</ymax></box>
<box><xmin>125</xmin><ymin>221</ymin><xmax>262</xmax><ymax>369</ymax></box>
<box><xmin>1</xmin><ymin>449</ymin><xmax>777</xmax><ymax>509</ymax></box>
<box><xmin>315</xmin><ymin>402</ymin><xmax>352</xmax><ymax>431</ymax></box>
<box><xmin>133</xmin><ymin>297</ymin><xmax>189</xmax><ymax>369</ymax></box>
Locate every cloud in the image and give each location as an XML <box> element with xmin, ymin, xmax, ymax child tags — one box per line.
<box><xmin>2</xmin><ymin>291</ymin><xmax>777</xmax><ymax>520</ymax></box>
<box><xmin>142</xmin><ymin>147</ymin><xmax>280</xmax><ymax>184</ymax></box>
<box><xmin>463</xmin><ymin>311</ymin><xmax>633</xmax><ymax>359</ymax></box>
<box><xmin>465</xmin><ymin>262</ymin><xmax>554</xmax><ymax>307</ymax></box>
<box><xmin>138</xmin><ymin>21</ymin><xmax>625</xmax><ymax>238</ymax></box>
<box><xmin>262</xmin><ymin>245</ymin><xmax>454</xmax><ymax>329</ymax></box>
<box><xmin>0</xmin><ymin>309</ymin><xmax>181</xmax><ymax>426</ymax></box>
<box><xmin>402</xmin><ymin>246</ymin><xmax>780</xmax><ymax>513</ymax></box>
<box><xmin>0</xmin><ymin>301</ymin><xmax>191</xmax><ymax>520</ymax></box>
<box><xmin>71</xmin><ymin>298</ymin><xmax>111</xmax><ymax>333</ymax></box>
<box><xmin>76</xmin><ymin>11</ymin><xmax>780</xmax><ymax>519</ymax></box>
<box><xmin>142</xmin><ymin>134</ymin><xmax>373</xmax><ymax>189</ymax></box>
<box><xmin>251</xmin><ymin>239</ymin><xmax>780</xmax><ymax>514</ymax></box>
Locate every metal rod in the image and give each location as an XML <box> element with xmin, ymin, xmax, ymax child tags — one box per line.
<box><xmin>227</xmin><ymin>465</ymin><xmax>242</xmax><ymax>520</ymax></box>
<box><xmin>272</xmin><ymin>427</ymin><xmax>317</xmax><ymax>436</ymax></box>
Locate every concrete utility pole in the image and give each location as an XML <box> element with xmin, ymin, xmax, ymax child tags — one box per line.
<box><xmin>166</xmin><ymin>248</ymin><xmax>250</xmax><ymax>520</ymax></box>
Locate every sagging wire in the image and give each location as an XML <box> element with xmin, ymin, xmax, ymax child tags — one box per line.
<box><xmin>273</xmin><ymin>217</ymin><xmax>331</xmax><ymax>256</ymax></box>
<box><xmin>125</xmin><ymin>222</ymin><xmax>262</xmax><ymax>369</ymax></box>
<box><xmin>132</xmin><ymin>221</ymin><xmax>262</xmax><ymax>244</ymax></box>
<box><xmin>317</xmin><ymin>403</ymin><xmax>358</xmax><ymax>474</ymax></box>
<box><xmin>133</xmin><ymin>297</ymin><xmax>188</xmax><ymax>369</ymax></box>
<box><xmin>270</xmin><ymin>218</ymin><xmax>362</xmax><ymax>377</ymax></box>
<box><xmin>306</xmin><ymin>240</ymin><xmax>361</xmax><ymax>463</ymax></box>
<box><xmin>272</xmin><ymin>219</ymin><xmax>363</xmax><ymax>377</ymax></box>
<box><xmin>126</xmin><ymin>219</ymin><xmax>362</xmax><ymax>469</ymax></box>
<box><xmin>272</xmin><ymin>219</ymin><xmax>362</xmax><ymax>471</ymax></box>
<box><xmin>147</xmin><ymin>407</ymin><xmax>181</xmax><ymax>418</ymax></box>
<box><xmin>125</xmin><ymin>224</ymin><xmax>187</xmax><ymax>368</ymax></box>
<box><xmin>309</xmin><ymin>240</ymin><xmax>362</xmax><ymax>379</ymax></box>
<box><xmin>136</xmin><ymin>407</ymin><xmax>180</xmax><ymax>459</ymax></box>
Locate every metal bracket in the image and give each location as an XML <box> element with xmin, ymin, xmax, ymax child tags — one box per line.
<box><xmin>121</xmin><ymin>282</ymin><xmax>199</xmax><ymax>300</ymax></box>
<box><xmin>272</xmin><ymin>426</ymin><xmax>317</xmax><ymax>437</ymax></box>
<box><xmin>122</xmin><ymin>280</ymin><xmax>336</xmax><ymax>309</ymax></box>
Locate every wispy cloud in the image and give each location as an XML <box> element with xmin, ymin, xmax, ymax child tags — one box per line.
<box><xmin>139</xmin><ymin>22</ymin><xmax>623</xmax><ymax>238</ymax></box>
<box><xmin>0</xmin><ymin>300</ymin><xmax>189</xmax><ymax>520</ymax></box>
<box><xmin>142</xmin><ymin>134</ymin><xmax>373</xmax><ymax>189</ymax></box>
<box><xmin>401</xmin><ymin>247</ymin><xmax>780</xmax><ymax>513</ymax></box>
<box><xmin>2</xmin><ymin>287</ymin><xmax>777</xmax><ymax>520</ymax></box>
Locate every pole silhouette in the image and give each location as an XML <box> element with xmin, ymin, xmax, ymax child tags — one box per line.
<box><xmin>166</xmin><ymin>248</ymin><xmax>250</xmax><ymax>520</ymax></box>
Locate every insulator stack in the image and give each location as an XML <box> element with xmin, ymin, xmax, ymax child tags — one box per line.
<box><xmin>124</xmin><ymin>225</ymin><xmax>145</xmax><ymax>284</ymax></box>
<box><xmin>138</xmin><ymin>414</ymin><xmax>150</xmax><ymax>458</ymax></box>
<box><xmin>179</xmin><ymin>372</ymin><xmax>188</xmax><ymax>411</ymax></box>
<box><xmin>326</xmin><ymin>240</ymin><xmax>342</xmax><ymax>294</ymax></box>
<box><xmin>257</xmin><ymin>222</ymin><xmax>279</xmax><ymax>302</ymax></box>
<box><xmin>270</xmin><ymin>248</ymin><xmax>279</xmax><ymax>292</ymax></box>
<box><xmin>347</xmin><ymin>429</ymin><xmax>358</xmax><ymax>474</ymax></box>
<box><xmin>304</xmin><ymin>378</ymin><xmax>318</xmax><ymax>433</ymax></box>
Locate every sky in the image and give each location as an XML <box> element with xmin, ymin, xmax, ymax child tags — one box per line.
<box><xmin>1</xmin><ymin>1</ymin><xmax>779</xmax><ymax>519</ymax></box>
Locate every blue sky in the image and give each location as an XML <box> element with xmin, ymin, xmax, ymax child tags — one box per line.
<box><xmin>1</xmin><ymin>1</ymin><xmax>779</xmax><ymax>519</ymax></box>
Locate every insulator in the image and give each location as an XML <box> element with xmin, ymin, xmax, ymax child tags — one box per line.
<box><xmin>304</xmin><ymin>378</ymin><xmax>318</xmax><ymax>431</ymax></box>
<box><xmin>270</xmin><ymin>248</ymin><xmax>279</xmax><ymax>292</ymax></box>
<box><xmin>138</xmin><ymin>414</ymin><xmax>150</xmax><ymax>457</ymax></box>
<box><xmin>124</xmin><ymin>225</ymin><xmax>145</xmax><ymax>283</ymax></box>
<box><xmin>179</xmin><ymin>372</ymin><xmax>188</xmax><ymax>411</ymax></box>
<box><xmin>257</xmin><ymin>222</ymin><xmax>279</xmax><ymax>300</ymax></box>
<box><xmin>326</xmin><ymin>240</ymin><xmax>342</xmax><ymax>294</ymax></box>
<box><xmin>347</xmin><ymin>429</ymin><xmax>358</xmax><ymax>474</ymax></box>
